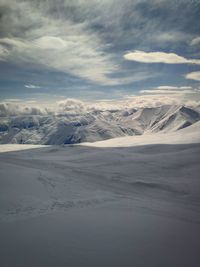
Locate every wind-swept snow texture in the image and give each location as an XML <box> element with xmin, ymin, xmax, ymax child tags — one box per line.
<box><xmin>0</xmin><ymin>122</ymin><xmax>200</xmax><ymax>266</ymax></box>
<box><xmin>0</xmin><ymin>105</ymin><xmax>199</xmax><ymax>145</ymax></box>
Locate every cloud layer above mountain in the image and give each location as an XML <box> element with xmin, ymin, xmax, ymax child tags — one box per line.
<box><xmin>1</xmin><ymin>94</ymin><xmax>200</xmax><ymax>118</ymax></box>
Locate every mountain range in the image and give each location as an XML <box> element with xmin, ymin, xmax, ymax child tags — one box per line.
<box><xmin>0</xmin><ymin>105</ymin><xmax>199</xmax><ymax>145</ymax></box>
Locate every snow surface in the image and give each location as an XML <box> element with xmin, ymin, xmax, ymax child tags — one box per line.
<box><xmin>0</xmin><ymin>121</ymin><xmax>200</xmax><ymax>266</ymax></box>
<box><xmin>0</xmin><ymin>144</ymin><xmax>48</xmax><ymax>152</ymax></box>
<box><xmin>81</xmin><ymin>121</ymin><xmax>200</xmax><ymax>147</ymax></box>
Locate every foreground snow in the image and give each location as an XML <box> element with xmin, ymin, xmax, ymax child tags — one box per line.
<box><xmin>0</xmin><ymin>123</ymin><xmax>200</xmax><ymax>266</ymax></box>
<box><xmin>0</xmin><ymin>144</ymin><xmax>48</xmax><ymax>152</ymax></box>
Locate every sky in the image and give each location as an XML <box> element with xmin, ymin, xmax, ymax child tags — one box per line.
<box><xmin>0</xmin><ymin>0</ymin><xmax>200</xmax><ymax>107</ymax></box>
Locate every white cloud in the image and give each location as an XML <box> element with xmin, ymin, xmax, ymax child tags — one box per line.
<box><xmin>154</xmin><ymin>31</ymin><xmax>190</xmax><ymax>44</ymax></box>
<box><xmin>93</xmin><ymin>95</ymin><xmax>200</xmax><ymax>110</ymax></box>
<box><xmin>0</xmin><ymin>1</ymin><xmax>123</xmax><ymax>86</ymax></box>
<box><xmin>25</xmin><ymin>84</ymin><xmax>41</xmax><ymax>89</ymax></box>
<box><xmin>190</xmin><ymin>37</ymin><xmax>200</xmax><ymax>46</ymax></box>
<box><xmin>139</xmin><ymin>85</ymin><xmax>199</xmax><ymax>95</ymax></box>
<box><xmin>0</xmin><ymin>44</ymin><xmax>9</xmax><ymax>60</ymax></box>
<box><xmin>124</xmin><ymin>50</ymin><xmax>200</xmax><ymax>64</ymax></box>
<box><xmin>140</xmin><ymin>89</ymin><xmax>196</xmax><ymax>94</ymax></box>
<box><xmin>125</xmin><ymin>96</ymin><xmax>179</xmax><ymax>108</ymax></box>
<box><xmin>0</xmin><ymin>0</ymin><xmax>199</xmax><ymax>88</ymax></box>
<box><xmin>0</xmin><ymin>102</ymin><xmax>48</xmax><ymax>117</ymax></box>
<box><xmin>33</xmin><ymin>36</ymin><xmax>68</xmax><ymax>50</ymax></box>
<box><xmin>1</xmin><ymin>93</ymin><xmax>200</xmax><ymax>118</ymax></box>
<box><xmin>56</xmin><ymin>99</ymin><xmax>87</xmax><ymax>114</ymax></box>
<box><xmin>56</xmin><ymin>94</ymin><xmax>200</xmax><ymax>111</ymax></box>
<box><xmin>157</xmin><ymin>86</ymin><xmax>192</xmax><ymax>90</ymax></box>
<box><xmin>4</xmin><ymin>98</ymin><xmax>22</xmax><ymax>102</ymax></box>
<box><xmin>0</xmin><ymin>34</ymin><xmax>116</xmax><ymax>85</ymax></box>
<box><xmin>185</xmin><ymin>71</ymin><xmax>200</xmax><ymax>81</ymax></box>
<box><xmin>0</xmin><ymin>1</ymin><xmax>132</xmax><ymax>85</ymax></box>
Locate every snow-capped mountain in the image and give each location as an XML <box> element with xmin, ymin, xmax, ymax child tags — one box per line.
<box><xmin>0</xmin><ymin>105</ymin><xmax>199</xmax><ymax>145</ymax></box>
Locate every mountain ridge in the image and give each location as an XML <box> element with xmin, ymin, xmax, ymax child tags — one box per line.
<box><xmin>0</xmin><ymin>105</ymin><xmax>199</xmax><ymax>145</ymax></box>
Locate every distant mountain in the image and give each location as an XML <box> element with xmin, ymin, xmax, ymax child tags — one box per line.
<box><xmin>0</xmin><ymin>105</ymin><xmax>199</xmax><ymax>145</ymax></box>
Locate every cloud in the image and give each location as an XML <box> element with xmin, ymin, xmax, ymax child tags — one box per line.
<box><xmin>185</xmin><ymin>71</ymin><xmax>200</xmax><ymax>81</ymax></box>
<box><xmin>33</xmin><ymin>36</ymin><xmax>68</xmax><ymax>50</ymax></box>
<box><xmin>0</xmin><ymin>0</ymin><xmax>199</xmax><ymax>91</ymax></box>
<box><xmin>0</xmin><ymin>44</ymin><xmax>8</xmax><ymax>59</ymax></box>
<box><xmin>157</xmin><ymin>86</ymin><xmax>193</xmax><ymax>90</ymax></box>
<box><xmin>190</xmin><ymin>37</ymin><xmax>200</xmax><ymax>46</ymax></box>
<box><xmin>124</xmin><ymin>50</ymin><xmax>200</xmax><ymax>64</ymax></box>
<box><xmin>123</xmin><ymin>95</ymin><xmax>184</xmax><ymax>108</ymax></box>
<box><xmin>0</xmin><ymin>1</ymin><xmax>115</xmax><ymax>86</ymax></box>
<box><xmin>154</xmin><ymin>32</ymin><xmax>190</xmax><ymax>44</ymax></box>
<box><xmin>4</xmin><ymin>98</ymin><xmax>22</xmax><ymax>102</ymax></box>
<box><xmin>0</xmin><ymin>102</ymin><xmax>48</xmax><ymax>117</ymax></box>
<box><xmin>0</xmin><ymin>1</ymin><xmax>128</xmax><ymax>86</ymax></box>
<box><xmin>90</xmin><ymin>95</ymin><xmax>200</xmax><ymax>110</ymax></box>
<box><xmin>56</xmin><ymin>99</ymin><xmax>87</xmax><ymax>114</ymax></box>
<box><xmin>140</xmin><ymin>89</ymin><xmax>196</xmax><ymax>94</ymax></box>
<box><xmin>1</xmin><ymin>92</ymin><xmax>200</xmax><ymax>118</ymax></box>
<box><xmin>0</xmin><ymin>35</ymin><xmax>119</xmax><ymax>86</ymax></box>
<box><xmin>139</xmin><ymin>85</ymin><xmax>199</xmax><ymax>95</ymax></box>
<box><xmin>25</xmin><ymin>84</ymin><xmax>41</xmax><ymax>89</ymax></box>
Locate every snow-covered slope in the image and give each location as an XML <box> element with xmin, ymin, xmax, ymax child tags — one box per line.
<box><xmin>0</xmin><ymin>105</ymin><xmax>199</xmax><ymax>145</ymax></box>
<box><xmin>0</xmin><ymin>127</ymin><xmax>200</xmax><ymax>266</ymax></box>
<box><xmin>0</xmin><ymin>144</ymin><xmax>48</xmax><ymax>153</ymax></box>
<box><xmin>81</xmin><ymin>121</ymin><xmax>200</xmax><ymax>147</ymax></box>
